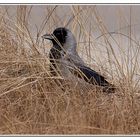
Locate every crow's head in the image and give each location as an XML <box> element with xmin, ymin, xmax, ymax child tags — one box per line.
<box><xmin>42</xmin><ymin>27</ymin><xmax>77</xmax><ymax>53</ymax></box>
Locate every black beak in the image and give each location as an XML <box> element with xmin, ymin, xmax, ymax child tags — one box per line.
<box><xmin>41</xmin><ymin>33</ymin><xmax>54</xmax><ymax>40</ymax></box>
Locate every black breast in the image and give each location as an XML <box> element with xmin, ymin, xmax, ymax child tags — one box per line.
<box><xmin>49</xmin><ymin>47</ymin><xmax>61</xmax><ymax>76</ymax></box>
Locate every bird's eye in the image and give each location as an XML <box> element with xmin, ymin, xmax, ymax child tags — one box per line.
<box><xmin>56</xmin><ymin>33</ymin><xmax>61</xmax><ymax>35</ymax></box>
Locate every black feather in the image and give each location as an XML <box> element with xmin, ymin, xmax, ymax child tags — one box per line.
<box><xmin>49</xmin><ymin>47</ymin><xmax>61</xmax><ymax>76</ymax></box>
<box><xmin>77</xmin><ymin>65</ymin><xmax>109</xmax><ymax>86</ymax></box>
<box><xmin>70</xmin><ymin>65</ymin><xmax>115</xmax><ymax>92</ymax></box>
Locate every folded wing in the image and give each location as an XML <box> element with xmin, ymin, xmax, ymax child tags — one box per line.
<box><xmin>70</xmin><ymin>64</ymin><xmax>115</xmax><ymax>92</ymax></box>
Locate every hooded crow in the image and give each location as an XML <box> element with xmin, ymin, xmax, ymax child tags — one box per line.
<box><xmin>42</xmin><ymin>27</ymin><xmax>115</xmax><ymax>92</ymax></box>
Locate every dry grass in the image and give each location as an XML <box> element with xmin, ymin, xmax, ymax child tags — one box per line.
<box><xmin>0</xmin><ymin>5</ymin><xmax>140</xmax><ymax>135</ymax></box>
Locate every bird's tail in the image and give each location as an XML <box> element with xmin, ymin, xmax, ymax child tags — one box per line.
<box><xmin>102</xmin><ymin>83</ymin><xmax>116</xmax><ymax>93</ymax></box>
